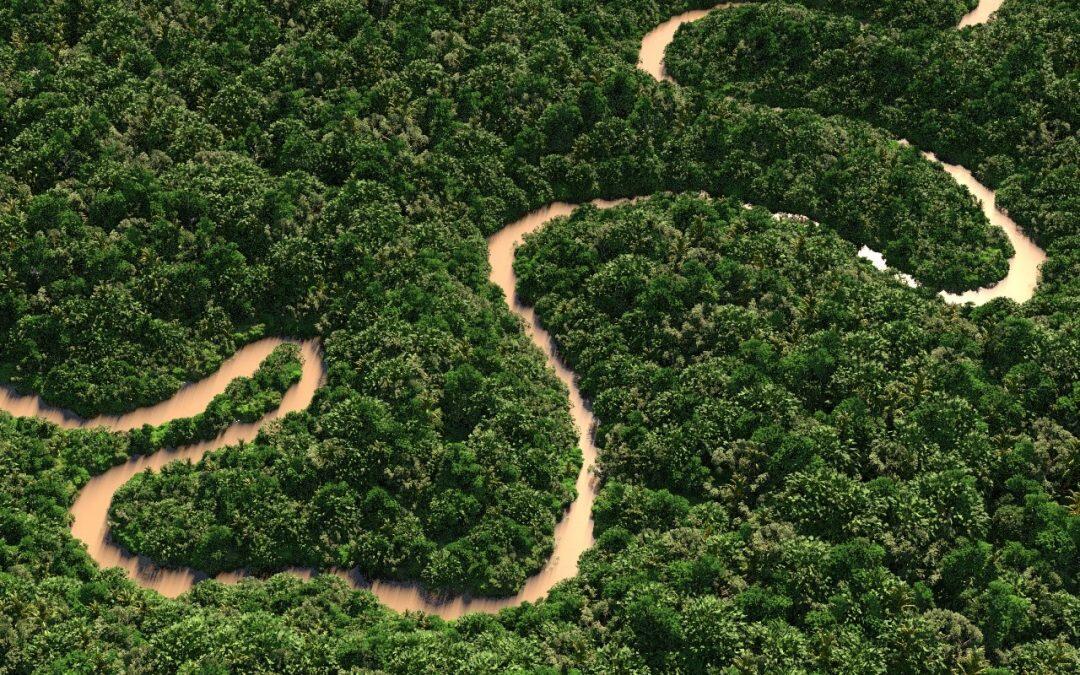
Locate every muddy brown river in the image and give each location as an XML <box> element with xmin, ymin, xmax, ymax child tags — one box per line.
<box><xmin>68</xmin><ymin>339</ymin><xmax>326</xmax><ymax>598</ymax></box>
<box><xmin>0</xmin><ymin>0</ymin><xmax>1040</xmax><ymax>619</ymax></box>
<box><xmin>960</xmin><ymin>0</ymin><xmax>1005</xmax><ymax>27</ymax></box>
<box><xmin>639</xmin><ymin>3</ymin><xmax>1045</xmax><ymax>306</ymax></box>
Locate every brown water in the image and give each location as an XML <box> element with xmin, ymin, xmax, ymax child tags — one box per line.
<box><xmin>637</xmin><ymin>4</ymin><xmax>736</xmax><ymax>81</ymax></box>
<box><xmin>930</xmin><ymin>152</ymin><xmax>1046</xmax><ymax>304</ymax></box>
<box><xmin>60</xmin><ymin>202</ymin><xmax>620</xmax><ymax>618</ymax></box>
<box><xmin>331</xmin><ymin>200</ymin><xmax>630</xmax><ymax>617</ymax></box>
<box><xmin>0</xmin><ymin>203</ymin><xmax>613</xmax><ymax>615</ymax></box>
<box><xmin>857</xmin><ymin>150</ymin><xmax>1046</xmax><ymax>304</ymax></box>
<box><xmin>67</xmin><ymin>339</ymin><xmax>325</xmax><ymax>597</ymax></box>
<box><xmin>959</xmin><ymin>0</ymin><xmax>1004</xmax><ymax>27</ymax></box>
<box><xmin>217</xmin><ymin>202</ymin><xmax>628</xmax><ymax>618</ymax></box>
<box><xmin>0</xmin><ymin>0</ymin><xmax>1042</xmax><ymax>619</ymax></box>
<box><xmin>0</xmin><ymin>338</ymin><xmax>304</xmax><ymax>431</ymax></box>
<box><xmin>640</xmin><ymin>2</ymin><xmax>1043</xmax><ymax>306</ymax></box>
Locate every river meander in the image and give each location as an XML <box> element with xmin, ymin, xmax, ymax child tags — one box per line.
<box><xmin>0</xmin><ymin>0</ymin><xmax>1041</xmax><ymax>619</ymax></box>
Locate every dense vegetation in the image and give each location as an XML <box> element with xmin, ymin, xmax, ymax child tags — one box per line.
<box><xmin>0</xmin><ymin>0</ymin><xmax>1075</xmax><ymax>671</ymax></box>
<box><xmin>106</xmin><ymin>310</ymin><xmax>581</xmax><ymax>590</ymax></box>
<box><xmin>123</xmin><ymin>342</ymin><xmax>304</xmax><ymax>454</ymax></box>
<box><xmin>514</xmin><ymin>194</ymin><xmax>1079</xmax><ymax>670</ymax></box>
<box><xmin>0</xmin><ymin>0</ymin><xmax>1014</xmax><ymax>422</ymax></box>
<box><xmin>666</xmin><ymin>0</ymin><xmax>1078</xmax><ymax>249</ymax></box>
<box><xmin>768</xmin><ymin>0</ymin><xmax>976</xmax><ymax>29</ymax></box>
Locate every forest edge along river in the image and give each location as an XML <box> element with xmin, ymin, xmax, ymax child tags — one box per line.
<box><xmin>638</xmin><ymin>3</ymin><xmax>1044</xmax><ymax>305</ymax></box>
<box><xmin>0</xmin><ymin>0</ymin><xmax>1044</xmax><ymax>619</ymax></box>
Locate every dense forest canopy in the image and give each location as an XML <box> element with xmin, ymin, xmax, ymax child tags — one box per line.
<box><xmin>666</xmin><ymin>0</ymin><xmax>1079</xmax><ymax>249</ymax></box>
<box><xmin>0</xmin><ymin>0</ymin><xmax>1076</xmax><ymax>671</ymax></box>
<box><xmin>0</xmin><ymin>0</ymin><xmax>1018</xmax><ymax>422</ymax></box>
<box><xmin>514</xmin><ymin>193</ymin><xmax>1078</xmax><ymax>671</ymax></box>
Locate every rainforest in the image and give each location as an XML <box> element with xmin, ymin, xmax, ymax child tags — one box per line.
<box><xmin>0</xmin><ymin>0</ymin><xmax>1076</xmax><ymax>672</ymax></box>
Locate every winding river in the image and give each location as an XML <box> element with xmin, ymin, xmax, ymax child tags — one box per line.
<box><xmin>638</xmin><ymin>3</ymin><xmax>1045</xmax><ymax>305</ymax></box>
<box><xmin>68</xmin><ymin>339</ymin><xmax>326</xmax><ymax>598</ymax></box>
<box><xmin>960</xmin><ymin>0</ymin><xmax>1005</xmax><ymax>28</ymax></box>
<box><xmin>0</xmin><ymin>0</ymin><xmax>1043</xmax><ymax>619</ymax></box>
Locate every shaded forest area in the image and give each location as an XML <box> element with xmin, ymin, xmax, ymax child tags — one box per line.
<box><xmin>667</xmin><ymin>0</ymin><xmax>1078</xmax><ymax>251</ymax></box>
<box><xmin>0</xmin><ymin>0</ymin><xmax>1076</xmax><ymax>671</ymax></box>
<box><xmin>514</xmin><ymin>194</ymin><xmax>1078</xmax><ymax>671</ymax></box>
<box><xmin>0</xmin><ymin>0</ymin><xmax>1014</xmax><ymax>420</ymax></box>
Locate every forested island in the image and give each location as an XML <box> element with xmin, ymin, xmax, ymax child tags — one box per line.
<box><xmin>0</xmin><ymin>0</ymin><xmax>1077</xmax><ymax>671</ymax></box>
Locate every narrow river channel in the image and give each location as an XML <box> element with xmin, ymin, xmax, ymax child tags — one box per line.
<box><xmin>637</xmin><ymin>3</ymin><xmax>1045</xmax><ymax>305</ymax></box>
<box><xmin>0</xmin><ymin>0</ymin><xmax>1040</xmax><ymax>619</ymax></box>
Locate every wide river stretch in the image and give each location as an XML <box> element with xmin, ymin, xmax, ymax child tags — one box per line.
<box><xmin>0</xmin><ymin>0</ymin><xmax>1043</xmax><ymax>619</ymax></box>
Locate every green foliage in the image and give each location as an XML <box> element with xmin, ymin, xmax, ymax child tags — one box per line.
<box><xmin>0</xmin><ymin>0</ymin><xmax>1075</xmax><ymax>671</ymax></box>
<box><xmin>666</xmin><ymin>0</ymin><xmax>1079</xmax><ymax>250</ymax></box>
<box><xmin>513</xmin><ymin>193</ymin><xmax>1078</xmax><ymax>670</ymax></box>
<box><xmin>126</xmin><ymin>342</ymin><xmax>304</xmax><ymax>456</ymax></box>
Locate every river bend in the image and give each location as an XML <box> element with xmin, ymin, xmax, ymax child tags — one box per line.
<box><xmin>0</xmin><ymin>0</ymin><xmax>1041</xmax><ymax>619</ymax></box>
<box><xmin>638</xmin><ymin>3</ymin><xmax>1044</xmax><ymax>305</ymax></box>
